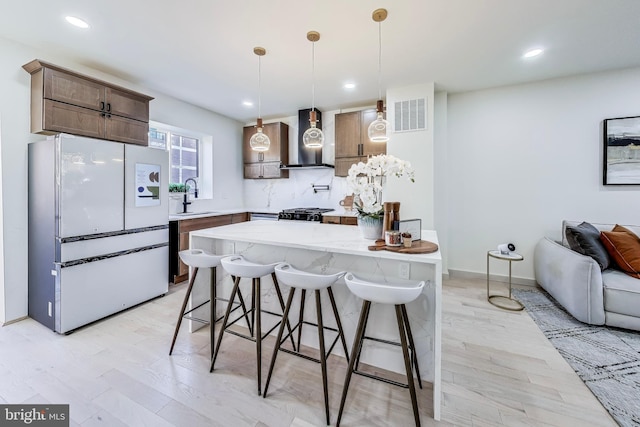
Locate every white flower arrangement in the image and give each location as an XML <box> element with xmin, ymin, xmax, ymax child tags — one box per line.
<box><xmin>346</xmin><ymin>154</ymin><xmax>415</xmax><ymax>218</ymax></box>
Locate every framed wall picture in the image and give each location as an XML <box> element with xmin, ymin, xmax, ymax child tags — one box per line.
<box><xmin>603</xmin><ymin>116</ymin><xmax>640</xmax><ymax>185</ymax></box>
<box><xmin>395</xmin><ymin>219</ymin><xmax>421</xmax><ymax>241</ymax></box>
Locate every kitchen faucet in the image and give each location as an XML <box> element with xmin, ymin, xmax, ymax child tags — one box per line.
<box><xmin>182</xmin><ymin>178</ymin><xmax>198</xmax><ymax>213</ymax></box>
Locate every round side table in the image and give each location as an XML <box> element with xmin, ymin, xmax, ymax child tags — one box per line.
<box><xmin>486</xmin><ymin>250</ymin><xmax>524</xmax><ymax>311</ymax></box>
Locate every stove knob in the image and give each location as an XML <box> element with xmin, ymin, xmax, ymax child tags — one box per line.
<box><xmin>278</xmin><ymin>212</ymin><xmax>284</xmax><ymax>220</ymax></box>
<box><xmin>285</xmin><ymin>213</ymin><xmax>293</xmax><ymax>220</ymax></box>
<box><xmin>312</xmin><ymin>214</ymin><xmax>321</xmax><ymax>221</ymax></box>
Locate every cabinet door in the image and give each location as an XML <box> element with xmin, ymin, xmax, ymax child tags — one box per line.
<box><xmin>262</xmin><ymin>162</ymin><xmax>285</xmax><ymax>178</ymax></box>
<box><xmin>105</xmin><ymin>87</ymin><xmax>149</xmax><ymax>122</ymax></box>
<box><xmin>361</xmin><ymin>109</ymin><xmax>387</xmax><ymax>156</ymax></box>
<box><xmin>43</xmin><ymin>68</ymin><xmax>103</xmax><ymax>111</ymax></box>
<box><xmin>342</xmin><ymin>216</ymin><xmax>358</xmax><ymax>225</ymax></box>
<box><xmin>105</xmin><ymin>114</ymin><xmax>149</xmax><ymax>145</ymax></box>
<box><xmin>43</xmin><ymin>99</ymin><xmax>104</xmax><ymax>140</ymax></box>
<box><xmin>262</xmin><ymin>122</ymin><xmax>287</xmax><ymax>163</ymax></box>
<box><xmin>334</xmin><ymin>156</ymin><xmax>363</xmax><ymax>177</ymax></box>
<box><xmin>231</xmin><ymin>212</ymin><xmax>248</xmax><ymax>223</ymax></box>
<box><xmin>243</xmin><ymin>122</ymin><xmax>289</xmax><ymax>165</ymax></box>
<box><xmin>242</xmin><ymin>126</ymin><xmax>261</xmax><ymax>163</ymax></box>
<box><xmin>335</xmin><ymin>111</ymin><xmax>361</xmax><ymax>157</ymax></box>
<box><xmin>322</xmin><ymin>216</ymin><xmax>341</xmax><ymax>224</ymax></box>
<box><xmin>244</xmin><ymin>163</ymin><xmax>262</xmax><ymax>179</ymax></box>
<box><xmin>178</xmin><ymin>231</ymin><xmax>190</xmax><ymax>279</ymax></box>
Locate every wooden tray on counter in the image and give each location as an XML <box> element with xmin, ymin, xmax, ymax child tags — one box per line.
<box><xmin>368</xmin><ymin>239</ymin><xmax>439</xmax><ymax>254</ymax></box>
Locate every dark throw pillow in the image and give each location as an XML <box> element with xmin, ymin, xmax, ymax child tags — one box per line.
<box><xmin>600</xmin><ymin>225</ymin><xmax>640</xmax><ymax>279</ymax></box>
<box><xmin>565</xmin><ymin>221</ymin><xmax>611</xmax><ymax>270</ymax></box>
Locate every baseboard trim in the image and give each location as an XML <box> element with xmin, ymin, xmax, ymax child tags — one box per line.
<box><xmin>448</xmin><ymin>269</ymin><xmax>537</xmax><ymax>287</ymax></box>
<box><xmin>2</xmin><ymin>316</ymin><xmax>28</xmax><ymax>327</ymax></box>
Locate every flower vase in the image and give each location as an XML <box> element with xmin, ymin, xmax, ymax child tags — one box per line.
<box><xmin>358</xmin><ymin>215</ymin><xmax>384</xmax><ymax>240</ymax></box>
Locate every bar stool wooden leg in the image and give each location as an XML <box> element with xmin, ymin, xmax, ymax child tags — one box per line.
<box><xmin>396</xmin><ymin>305</ymin><xmax>421</xmax><ymax>427</ymax></box>
<box><xmin>271</xmin><ymin>273</ymin><xmax>297</xmax><ymax>352</ymax></box>
<box><xmin>263</xmin><ymin>287</ymin><xmax>297</xmax><ymax>398</ymax></box>
<box><xmin>169</xmin><ymin>267</ymin><xmax>199</xmax><ymax>355</ymax></box>
<box><xmin>234</xmin><ymin>282</ymin><xmax>253</xmax><ymax>336</ymax></box>
<box><xmin>255</xmin><ymin>277</ymin><xmax>262</xmax><ymax>395</ymax></box>
<box><xmin>353</xmin><ymin>300</ymin><xmax>372</xmax><ymax>371</ymax></box>
<box><xmin>210</xmin><ymin>267</ymin><xmax>216</xmax><ymax>360</ymax></box>
<box><xmin>401</xmin><ymin>304</ymin><xmax>423</xmax><ymax>389</ymax></box>
<box><xmin>297</xmin><ymin>289</ymin><xmax>306</xmax><ymax>351</ymax></box>
<box><xmin>327</xmin><ymin>286</ymin><xmax>350</xmax><ymax>362</ymax></box>
<box><xmin>210</xmin><ymin>275</ymin><xmax>241</xmax><ymax>372</ymax></box>
<box><xmin>315</xmin><ymin>289</ymin><xmax>330</xmax><ymax>426</ymax></box>
<box><xmin>336</xmin><ymin>300</ymin><xmax>371</xmax><ymax>427</ymax></box>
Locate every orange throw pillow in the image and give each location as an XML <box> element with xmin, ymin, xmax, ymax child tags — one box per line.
<box><xmin>600</xmin><ymin>225</ymin><xmax>640</xmax><ymax>279</ymax></box>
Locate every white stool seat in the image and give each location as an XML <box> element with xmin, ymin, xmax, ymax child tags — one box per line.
<box><xmin>221</xmin><ymin>255</ymin><xmax>281</xmax><ymax>278</ymax></box>
<box><xmin>179</xmin><ymin>249</ymin><xmax>226</xmax><ymax>268</ymax></box>
<box><xmin>275</xmin><ymin>263</ymin><xmax>346</xmax><ymax>290</ymax></box>
<box><xmin>344</xmin><ymin>273</ymin><xmax>424</xmax><ymax>305</ymax></box>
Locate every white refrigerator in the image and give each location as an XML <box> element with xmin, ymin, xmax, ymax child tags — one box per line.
<box><xmin>28</xmin><ymin>134</ymin><xmax>169</xmax><ymax>333</ymax></box>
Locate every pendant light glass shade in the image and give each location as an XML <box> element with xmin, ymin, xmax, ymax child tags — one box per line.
<box><xmin>368</xmin><ymin>9</ymin><xmax>391</xmax><ymax>143</ymax></box>
<box><xmin>368</xmin><ymin>100</ymin><xmax>391</xmax><ymax>143</ymax></box>
<box><xmin>303</xmin><ymin>110</ymin><xmax>325</xmax><ymax>148</ymax></box>
<box><xmin>304</xmin><ymin>31</ymin><xmax>324</xmax><ymax>149</ymax></box>
<box><xmin>250</xmin><ymin>118</ymin><xmax>270</xmax><ymax>151</ymax></box>
<box><xmin>250</xmin><ymin>47</ymin><xmax>271</xmax><ymax>152</ymax></box>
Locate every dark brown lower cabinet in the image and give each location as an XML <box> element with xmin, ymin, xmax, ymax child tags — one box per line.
<box><xmin>169</xmin><ymin>213</ymin><xmax>248</xmax><ymax>283</ymax></box>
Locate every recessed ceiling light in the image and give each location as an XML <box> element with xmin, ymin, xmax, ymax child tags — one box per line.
<box><xmin>242</xmin><ymin>101</ymin><xmax>254</xmax><ymax>107</ymax></box>
<box><xmin>523</xmin><ymin>48</ymin><xmax>543</xmax><ymax>58</ymax></box>
<box><xmin>344</xmin><ymin>83</ymin><xmax>356</xmax><ymax>89</ymax></box>
<box><xmin>65</xmin><ymin>16</ymin><xmax>90</xmax><ymax>29</ymax></box>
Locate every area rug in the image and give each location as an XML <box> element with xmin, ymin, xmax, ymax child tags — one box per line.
<box><xmin>512</xmin><ymin>288</ymin><xmax>640</xmax><ymax>427</ymax></box>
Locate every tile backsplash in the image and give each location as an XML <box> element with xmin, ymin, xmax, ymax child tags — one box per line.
<box><xmin>243</xmin><ymin>168</ymin><xmax>350</xmax><ymax>211</ymax></box>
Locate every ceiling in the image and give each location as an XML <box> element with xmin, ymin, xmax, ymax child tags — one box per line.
<box><xmin>2</xmin><ymin>0</ymin><xmax>640</xmax><ymax>124</ymax></box>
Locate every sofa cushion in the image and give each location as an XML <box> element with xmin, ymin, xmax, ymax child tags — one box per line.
<box><xmin>565</xmin><ymin>221</ymin><xmax>611</xmax><ymax>270</ymax></box>
<box><xmin>603</xmin><ymin>269</ymin><xmax>640</xmax><ymax>317</ymax></box>
<box><xmin>600</xmin><ymin>225</ymin><xmax>640</xmax><ymax>279</ymax></box>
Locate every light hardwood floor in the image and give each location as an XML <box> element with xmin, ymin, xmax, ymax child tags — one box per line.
<box><xmin>0</xmin><ymin>277</ymin><xmax>617</xmax><ymax>427</ymax></box>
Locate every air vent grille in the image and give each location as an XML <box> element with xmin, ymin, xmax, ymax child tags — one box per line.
<box><xmin>394</xmin><ymin>98</ymin><xmax>427</xmax><ymax>132</ymax></box>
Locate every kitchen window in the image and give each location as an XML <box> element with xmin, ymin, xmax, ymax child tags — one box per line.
<box><xmin>170</xmin><ymin>134</ymin><xmax>199</xmax><ymax>183</ymax></box>
<box><xmin>149</xmin><ymin>122</ymin><xmax>213</xmax><ymax>199</ymax></box>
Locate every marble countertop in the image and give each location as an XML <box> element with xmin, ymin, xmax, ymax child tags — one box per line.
<box><xmin>190</xmin><ymin>220</ymin><xmax>441</xmax><ymax>264</ymax></box>
<box><xmin>169</xmin><ymin>207</ymin><xmax>279</xmax><ymax>221</ymax></box>
<box><xmin>323</xmin><ymin>209</ymin><xmax>359</xmax><ymax>217</ymax></box>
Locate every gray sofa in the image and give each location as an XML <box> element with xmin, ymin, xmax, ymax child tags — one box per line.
<box><xmin>534</xmin><ymin>220</ymin><xmax>640</xmax><ymax>331</ymax></box>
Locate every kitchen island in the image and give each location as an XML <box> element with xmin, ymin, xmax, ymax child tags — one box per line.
<box><xmin>188</xmin><ymin>220</ymin><xmax>442</xmax><ymax>420</ymax></box>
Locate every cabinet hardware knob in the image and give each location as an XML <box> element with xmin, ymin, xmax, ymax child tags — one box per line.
<box><xmin>106</xmin><ymin>103</ymin><xmax>111</xmax><ymax>112</ymax></box>
<box><xmin>100</xmin><ymin>101</ymin><xmax>105</xmax><ymax>110</ymax></box>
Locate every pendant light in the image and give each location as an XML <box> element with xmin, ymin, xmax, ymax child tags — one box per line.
<box><xmin>302</xmin><ymin>31</ymin><xmax>325</xmax><ymax>149</ymax></box>
<box><xmin>368</xmin><ymin>8</ymin><xmax>391</xmax><ymax>143</ymax></box>
<box><xmin>249</xmin><ymin>47</ymin><xmax>271</xmax><ymax>152</ymax></box>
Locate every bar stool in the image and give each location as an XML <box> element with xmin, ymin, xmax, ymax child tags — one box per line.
<box><xmin>170</xmin><ymin>250</ymin><xmax>219</xmax><ymax>356</ymax></box>
<box><xmin>210</xmin><ymin>255</ymin><xmax>296</xmax><ymax>395</ymax></box>
<box><xmin>337</xmin><ymin>273</ymin><xmax>426</xmax><ymax>427</ymax></box>
<box><xmin>263</xmin><ymin>263</ymin><xmax>350</xmax><ymax>426</ymax></box>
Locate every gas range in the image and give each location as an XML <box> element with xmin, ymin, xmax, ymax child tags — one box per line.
<box><xmin>278</xmin><ymin>207</ymin><xmax>333</xmax><ymax>222</ymax></box>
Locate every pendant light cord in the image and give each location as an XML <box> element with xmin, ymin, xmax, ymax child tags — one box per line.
<box><xmin>377</xmin><ymin>20</ymin><xmax>382</xmax><ymax>101</ymax></box>
<box><xmin>257</xmin><ymin>55</ymin><xmax>262</xmax><ymax>119</ymax></box>
<box><xmin>311</xmin><ymin>41</ymin><xmax>316</xmax><ymax>111</ymax></box>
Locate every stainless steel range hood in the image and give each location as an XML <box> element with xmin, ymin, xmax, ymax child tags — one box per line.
<box><xmin>280</xmin><ymin>109</ymin><xmax>334</xmax><ymax>170</ymax></box>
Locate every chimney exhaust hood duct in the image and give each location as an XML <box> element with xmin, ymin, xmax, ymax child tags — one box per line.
<box><xmin>280</xmin><ymin>108</ymin><xmax>334</xmax><ymax>170</ymax></box>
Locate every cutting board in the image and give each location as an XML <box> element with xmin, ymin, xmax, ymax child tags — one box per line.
<box><xmin>368</xmin><ymin>239</ymin><xmax>439</xmax><ymax>254</ymax></box>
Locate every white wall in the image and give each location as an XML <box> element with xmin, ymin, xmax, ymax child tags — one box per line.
<box><xmin>385</xmin><ymin>83</ymin><xmax>436</xmax><ymax>229</ymax></box>
<box><xmin>0</xmin><ymin>36</ymin><xmax>244</xmax><ymax>324</ymax></box>
<box><xmin>446</xmin><ymin>67</ymin><xmax>640</xmax><ymax>281</ymax></box>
